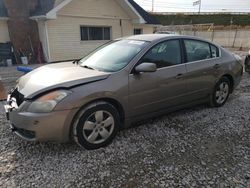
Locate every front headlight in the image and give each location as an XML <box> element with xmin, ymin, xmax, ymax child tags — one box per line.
<box><xmin>27</xmin><ymin>90</ymin><xmax>72</xmax><ymax>113</ymax></box>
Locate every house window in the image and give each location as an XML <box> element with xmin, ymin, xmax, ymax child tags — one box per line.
<box><xmin>134</xmin><ymin>28</ymin><xmax>143</xmax><ymax>35</ymax></box>
<box><xmin>80</xmin><ymin>26</ymin><xmax>111</xmax><ymax>41</ymax></box>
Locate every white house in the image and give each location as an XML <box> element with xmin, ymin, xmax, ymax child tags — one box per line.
<box><xmin>31</xmin><ymin>0</ymin><xmax>160</xmax><ymax>62</ymax></box>
<box><xmin>0</xmin><ymin>0</ymin><xmax>160</xmax><ymax>62</ymax></box>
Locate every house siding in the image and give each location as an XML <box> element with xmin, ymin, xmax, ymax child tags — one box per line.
<box><xmin>142</xmin><ymin>25</ymin><xmax>155</xmax><ymax>34</ymax></box>
<box><xmin>46</xmin><ymin>16</ymin><xmax>131</xmax><ymax>61</ymax></box>
<box><xmin>46</xmin><ymin>0</ymin><xmax>155</xmax><ymax>61</ymax></box>
<box><xmin>0</xmin><ymin>20</ymin><xmax>10</xmax><ymax>43</ymax></box>
<box><xmin>59</xmin><ymin>0</ymin><xmax>130</xmax><ymax>19</ymax></box>
<box><xmin>133</xmin><ymin>24</ymin><xmax>155</xmax><ymax>34</ymax></box>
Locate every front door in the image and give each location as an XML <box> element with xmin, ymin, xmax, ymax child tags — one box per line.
<box><xmin>128</xmin><ymin>39</ymin><xmax>188</xmax><ymax>117</ymax></box>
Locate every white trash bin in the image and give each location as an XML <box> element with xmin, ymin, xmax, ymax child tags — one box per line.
<box><xmin>21</xmin><ymin>57</ymin><xmax>28</xmax><ymax>65</ymax></box>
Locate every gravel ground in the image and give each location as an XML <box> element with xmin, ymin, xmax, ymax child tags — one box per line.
<box><xmin>0</xmin><ymin>51</ymin><xmax>250</xmax><ymax>187</ymax></box>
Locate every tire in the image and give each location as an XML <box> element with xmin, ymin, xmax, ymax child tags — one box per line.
<box><xmin>210</xmin><ymin>77</ymin><xmax>231</xmax><ymax>107</ymax></box>
<box><xmin>245</xmin><ymin>57</ymin><xmax>250</xmax><ymax>74</ymax></box>
<box><xmin>73</xmin><ymin>101</ymin><xmax>120</xmax><ymax>150</ymax></box>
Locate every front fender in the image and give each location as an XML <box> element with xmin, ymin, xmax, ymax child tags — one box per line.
<box><xmin>54</xmin><ymin>75</ymin><xmax>129</xmax><ymax>115</ymax></box>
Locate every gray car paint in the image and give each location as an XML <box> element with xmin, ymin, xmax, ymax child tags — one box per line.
<box><xmin>5</xmin><ymin>34</ymin><xmax>243</xmax><ymax>142</ymax></box>
<box><xmin>18</xmin><ymin>62</ymin><xmax>110</xmax><ymax>98</ymax></box>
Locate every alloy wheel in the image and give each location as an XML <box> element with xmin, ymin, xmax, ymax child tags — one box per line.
<box><xmin>82</xmin><ymin>110</ymin><xmax>115</xmax><ymax>144</ymax></box>
<box><xmin>215</xmin><ymin>82</ymin><xmax>229</xmax><ymax>104</ymax></box>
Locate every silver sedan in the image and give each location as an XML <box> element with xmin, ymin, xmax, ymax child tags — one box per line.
<box><xmin>5</xmin><ymin>34</ymin><xmax>243</xmax><ymax>149</ymax></box>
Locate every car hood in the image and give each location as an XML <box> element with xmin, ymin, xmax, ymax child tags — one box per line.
<box><xmin>17</xmin><ymin>62</ymin><xmax>110</xmax><ymax>98</ymax></box>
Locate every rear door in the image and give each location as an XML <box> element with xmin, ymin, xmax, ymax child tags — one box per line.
<box><xmin>183</xmin><ymin>39</ymin><xmax>221</xmax><ymax>100</ymax></box>
<box><xmin>128</xmin><ymin>39</ymin><xmax>188</xmax><ymax>117</ymax></box>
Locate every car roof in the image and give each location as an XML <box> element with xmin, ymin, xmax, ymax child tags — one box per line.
<box><xmin>124</xmin><ymin>34</ymin><xmax>215</xmax><ymax>44</ymax></box>
<box><xmin>124</xmin><ymin>34</ymin><xmax>178</xmax><ymax>42</ymax></box>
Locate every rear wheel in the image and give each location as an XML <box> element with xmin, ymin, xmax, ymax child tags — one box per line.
<box><xmin>73</xmin><ymin>101</ymin><xmax>120</xmax><ymax>150</ymax></box>
<box><xmin>210</xmin><ymin>77</ymin><xmax>231</xmax><ymax>107</ymax></box>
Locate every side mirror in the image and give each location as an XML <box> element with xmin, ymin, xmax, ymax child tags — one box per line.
<box><xmin>135</xmin><ymin>63</ymin><xmax>157</xmax><ymax>73</ymax></box>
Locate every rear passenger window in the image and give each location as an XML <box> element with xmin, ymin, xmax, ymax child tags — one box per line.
<box><xmin>141</xmin><ymin>40</ymin><xmax>182</xmax><ymax>68</ymax></box>
<box><xmin>210</xmin><ymin>45</ymin><xmax>219</xmax><ymax>58</ymax></box>
<box><xmin>184</xmin><ymin>40</ymin><xmax>211</xmax><ymax>62</ymax></box>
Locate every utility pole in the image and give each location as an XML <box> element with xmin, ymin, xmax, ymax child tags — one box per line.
<box><xmin>229</xmin><ymin>17</ymin><xmax>233</xmax><ymax>46</ymax></box>
<box><xmin>193</xmin><ymin>0</ymin><xmax>202</xmax><ymax>14</ymax></box>
<box><xmin>199</xmin><ymin>0</ymin><xmax>202</xmax><ymax>14</ymax></box>
<box><xmin>152</xmin><ymin>0</ymin><xmax>154</xmax><ymax>12</ymax></box>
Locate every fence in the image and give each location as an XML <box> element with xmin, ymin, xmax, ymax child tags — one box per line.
<box><xmin>157</xmin><ymin>24</ymin><xmax>250</xmax><ymax>49</ymax></box>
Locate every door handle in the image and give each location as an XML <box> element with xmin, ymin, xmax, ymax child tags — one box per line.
<box><xmin>214</xmin><ymin>64</ymin><xmax>221</xmax><ymax>69</ymax></box>
<box><xmin>175</xmin><ymin>74</ymin><xmax>183</xmax><ymax>79</ymax></box>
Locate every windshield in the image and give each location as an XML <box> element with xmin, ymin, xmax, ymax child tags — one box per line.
<box><xmin>80</xmin><ymin>40</ymin><xmax>149</xmax><ymax>72</ymax></box>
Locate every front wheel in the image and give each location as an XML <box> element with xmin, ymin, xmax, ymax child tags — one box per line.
<box><xmin>210</xmin><ymin>77</ymin><xmax>231</xmax><ymax>107</ymax></box>
<box><xmin>73</xmin><ymin>101</ymin><xmax>120</xmax><ymax>150</ymax></box>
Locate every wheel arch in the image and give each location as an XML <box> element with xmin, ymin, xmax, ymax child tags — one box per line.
<box><xmin>221</xmin><ymin>74</ymin><xmax>234</xmax><ymax>93</ymax></box>
<box><xmin>69</xmin><ymin>97</ymin><xmax>125</xmax><ymax>140</ymax></box>
<box><xmin>94</xmin><ymin>98</ymin><xmax>125</xmax><ymax>123</ymax></box>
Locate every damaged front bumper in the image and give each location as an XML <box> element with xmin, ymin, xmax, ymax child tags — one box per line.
<box><xmin>4</xmin><ymin>89</ymin><xmax>78</xmax><ymax>142</ymax></box>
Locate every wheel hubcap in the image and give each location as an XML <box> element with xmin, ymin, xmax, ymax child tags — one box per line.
<box><xmin>215</xmin><ymin>82</ymin><xmax>229</xmax><ymax>104</ymax></box>
<box><xmin>82</xmin><ymin>110</ymin><xmax>115</xmax><ymax>144</ymax></box>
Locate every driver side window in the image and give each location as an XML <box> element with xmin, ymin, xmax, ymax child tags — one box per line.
<box><xmin>140</xmin><ymin>40</ymin><xmax>182</xmax><ymax>69</ymax></box>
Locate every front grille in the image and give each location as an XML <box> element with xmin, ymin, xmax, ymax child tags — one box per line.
<box><xmin>10</xmin><ymin>88</ymin><xmax>24</xmax><ymax>106</ymax></box>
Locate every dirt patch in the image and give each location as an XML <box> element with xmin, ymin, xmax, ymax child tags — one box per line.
<box><xmin>0</xmin><ymin>79</ymin><xmax>6</xmax><ymax>100</ymax></box>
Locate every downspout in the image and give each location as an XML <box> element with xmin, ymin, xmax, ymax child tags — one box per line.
<box><xmin>120</xmin><ymin>19</ymin><xmax>123</xmax><ymax>37</ymax></box>
<box><xmin>44</xmin><ymin>21</ymin><xmax>51</xmax><ymax>62</ymax></box>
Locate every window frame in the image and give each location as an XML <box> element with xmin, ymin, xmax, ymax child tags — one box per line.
<box><xmin>181</xmin><ymin>38</ymin><xmax>221</xmax><ymax>64</ymax></box>
<box><xmin>134</xmin><ymin>28</ymin><xmax>143</xmax><ymax>35</ymax></box>
<box><xmin>80</xmin><ymin>26</ymin><xmax>112</xmax><ymax>41</ymax></box>
<box><xmin>131</xmin><ymin>39</ymin><xmax>185</xmax><ymax>74</ymax></box>
<box><xmin>210</xmin><ymin>44</ymin><xmax>220</xmax><ymax>59</ymax></box>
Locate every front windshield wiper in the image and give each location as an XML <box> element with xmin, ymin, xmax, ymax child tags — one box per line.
<box><xmin>81</xmin><ymin>65</ymin><xmax>95</xmax><ymax>70</ymax></box>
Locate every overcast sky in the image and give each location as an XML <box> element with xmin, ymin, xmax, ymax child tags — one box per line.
<box><xmin>134</xmin><ymin>0</ymin><xmax>250</xmax><ymax>13</ymax></box>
